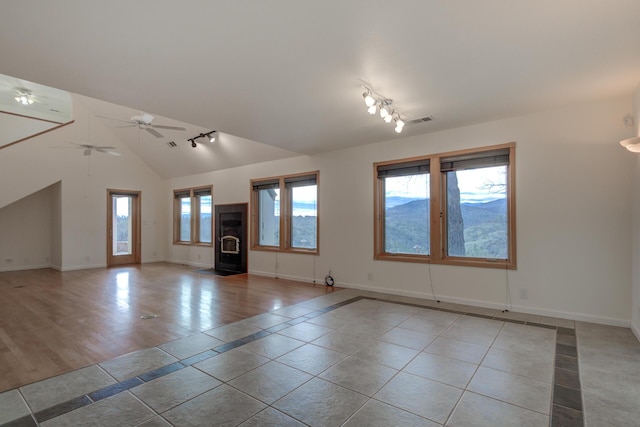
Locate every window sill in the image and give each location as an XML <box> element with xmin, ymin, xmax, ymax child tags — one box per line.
<box><xmin>375</xmin><ymin>253</ymin><xmax>516</xmax><ymax>270</ymax></box>
<box><xmin>251</xmin><ymin>246</ymin><xmax>319</xmax><ymax>256</ymax></box>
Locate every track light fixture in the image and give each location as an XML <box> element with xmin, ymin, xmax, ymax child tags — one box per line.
<box><xmin>187</xmin><ymin>131</ymin><xmax>217</xmax><ymax>148</ymax></box>
<box><xmin>360</xmin><ymin>86</ymin><xmax>406</xmax><ymax>133</ymax></box>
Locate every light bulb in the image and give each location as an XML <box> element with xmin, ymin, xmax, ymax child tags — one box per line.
<box><xmin>380</xmin><ymin>106</ymin><xmax>389</xmax><ymax>119</ymax></box>
<box><xmin>363</xmin><ymin>92</ymin><xmax>376</xmax><ymax>107</ymax></box>
<box><xmin>368</xmin><ymin>104</ymin><xmax>377</xmax><ymax>115</ymax></box>
<box><xmin>384</xmin><ymin>111</ymin><xmax>394</xmax><ymax>123</ymax></box>
<box><xmin>209</xmin><ymin>134</ymin><xmax>216</xmax><ymax>143</ymax></box>
<box><xmin>394</xmin><ymin>118</ymin><xmax>405</xmax><ymax>133</ymax></box>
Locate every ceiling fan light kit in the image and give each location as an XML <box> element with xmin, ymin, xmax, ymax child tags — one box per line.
<box><xmin>361</xmin><ymin>85</ymin><xmax>406</xmax><ymax>133</ymax></box>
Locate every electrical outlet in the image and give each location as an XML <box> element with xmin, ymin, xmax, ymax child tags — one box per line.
<box><xmin>367</xmin><ymin>272</ymin><xmax>373</xmax><ymax>281</ymax></box>
<box><xmin>519</xmin><ymin>288</ymin><xmax>528</xmax><ymax>299</ymax></box>
<box><xmin>85</xmin><ymin>256</ymin><xmax>90</xmax><ymax>262</ymax></box>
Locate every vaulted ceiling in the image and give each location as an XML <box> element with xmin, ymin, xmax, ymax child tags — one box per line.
<box><xmin>1</xmin><ymin>1</ymin><xmax>640</xmax><ymax>177</ymax></box>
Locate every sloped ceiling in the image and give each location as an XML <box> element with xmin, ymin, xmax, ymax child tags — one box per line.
<box><xmin>1</xmin><ymin>1</ymin><xmax>640</xmax><ymax>167</ymax></box>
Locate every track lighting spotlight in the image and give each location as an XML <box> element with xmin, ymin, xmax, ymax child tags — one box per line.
<box><xmin>394</xmin><ymin>116</ymin><xmax>405</xmax><ymax>133</ymax></box>
<box><xmin>367</xmin><ymin>104</ymin><xmax>377</xmax><ymax>115</ymax></box>
<box><xmin>363</xmin><ymin>89</ymin><xmax>376</xmax><ymax>107</ymax></box>
<box><xmin>384</xmin><ymin>110</ymin><xmax>394</xmax><ymax>123</ymax></box>
<box><xmin>188</xmin><ymin>130</ymin><xmax>217</xmax><ymax>148</ymax></box>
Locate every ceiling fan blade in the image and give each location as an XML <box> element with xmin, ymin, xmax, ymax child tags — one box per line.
<box><xmin>95</xmin><ymin>115</ymin><xmax>132</xmax><ymax>124</ymax></box>
<box><xmin>152</xmin><ymin>124</ymin><xmax>187</xmax><ymax>131</ymax></box>
<box><xmin>114</xmin><ymin>124</ymin><xmax>137</xmax><ymax>128</ymax></box>
<box><xmin>95</xmin><ymin>148</ymin><xmax>121</xmax><ymax>156</ymax></box>
<box><xmin>94</xmin><ymin>145</ymin><xmax>116</xmax><ymax>150</ymax></box>
<box><xmin>146</xmin><ymin>127</ymin><xmax>163</xmax><ymax>138</ymax></box>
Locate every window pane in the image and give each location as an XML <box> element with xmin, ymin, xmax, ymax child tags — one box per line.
<box><xmin>258</xmin><ymin>188</ymin><xmax>279</xmax><ymax>246</ymax></box>
<box><xmin>180</xmin><ymin>197</ymin><xmax>191</xmax><ymax>242</ymax></box>
<box><xmin>384</xmin><ymin>173</ymin><xmax>430</xmax><ymax>255</ymax></box>
<box><xmin>113</xmin><ymin>196</ymin><xmax>132</xmax><ymax>255</ymax></box>
<box><xmin>291</xmin><ymin>184</ymin><xmax>317</xmax><ymax>249</ymax></box>
<box><xmin>198</xmin><ymin>195</ymin><xmax>212</xmax><ymax>243</ymax></box>
<box><xmin>446</xmin><ymin>165</ymin><xmax>508</xmax><ymax>258</ymax></box>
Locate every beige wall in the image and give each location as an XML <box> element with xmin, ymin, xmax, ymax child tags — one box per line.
<box><xmin>167</xmin><ymin>95</ymin><xmax>635</xmax><ymax>326</ymax></box>
<box><xmin>631</xmin><ymin>83</ymin><xmax>640</xmax><ymax>338</ymax></box>
<box><xmin>0</xmin><ymin>95</ymin><xmax>166</xmax><ymax>271</ymax></box>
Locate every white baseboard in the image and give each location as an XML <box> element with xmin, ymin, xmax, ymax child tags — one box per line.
<box><xmin>165</xmin><ymin>259</ymin><xmax>214</xmax><ymax>269</ymax></box>
<box><xmin>59</xmin><ymin>263</ymin><xmax>107</xmax><ymax>272</ymax></box>
<box><xmin>0</xmin><ymin>263</ymin><xmax>51</xmax><ymax>273</ymax></box>
<box><xmin>249</xmin><ymin>269</ymin><xmax>323</xmax><ymax>285</ymax></box>
<box><xmin>249</xmin><ymin>272</ymin><xmax>631</xmax><ymax>328</ymax></box>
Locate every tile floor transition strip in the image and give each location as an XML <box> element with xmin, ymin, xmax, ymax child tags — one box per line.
<box><xmin>137</xmin><ymin>362</ymin><xmax>185</xmax><ymax>382</ymax></box>
<box><xmin>180</xmin><ymin>350</ymin><xmax>218</xmax><ymax>366</ymax></box>
<box><xmin>88</xmin><ymin>377</ymin><xmax>143</xmax><ymax>402</ymax></box>
<box><xmin>33</xmin><ymin>395</ymin><xmax>92</xmax><ymax>423</ymax></box>
<box><xmin>1</xmin><ymin>415</ymin><xmax>37</xmax><ymax>427</ymax></box>
<box><xmin>1</xmin><ymin>294</ymin><xmax>583</xmax><ymax>427</ymax></box>
<box><xmin>551</xmin><ymin>327</ymin><xmax>584</xmax><ymax>427</ymax></box>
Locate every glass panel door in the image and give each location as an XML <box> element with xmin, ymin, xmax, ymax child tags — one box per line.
<box><xmin>107</xmin><ymin>190</ymin><xmax>140</xmax><ymax>266</ymax></box>
<box><xmin>113</xmin><ymin>196</ymin><xmax>133</xmax><ymax>255</ymax></box>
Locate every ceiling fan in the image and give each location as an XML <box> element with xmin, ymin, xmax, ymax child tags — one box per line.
<box><xmin>97</xmin><ymin>112</ymin><xmax>186</xmax><ymax>138</ymax></box>
<box><xmin>51</xmin><ymin>142</ymin><xmax>121</xmax><ymax>156</ymax></box>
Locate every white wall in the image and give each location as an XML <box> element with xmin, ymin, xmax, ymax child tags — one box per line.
<box><xmin>0</xmin><ymin>185</ymin><xmax>53</xmax><ymax>271</ymax></box>
<box><xmin>167</xmin><ymin>96</ymin><xmax>635</xmax><ymax>326</ymax></box>
<box><xmin>631</xmin><ymin>83</ymin><xmax>640</xmax><ymax>338</ymax></box>
<box><xmin>0</xmin><ymin>95</ymin><xmax>166</xmax><ymax>270</ymax></box>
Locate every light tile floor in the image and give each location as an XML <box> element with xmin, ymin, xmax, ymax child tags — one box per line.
<box><xmin>1</xmin><ymin>289</ymin><xmax>639</xmax><ymax>426</ymax></box>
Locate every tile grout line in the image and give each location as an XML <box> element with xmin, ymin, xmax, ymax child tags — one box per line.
<box><xmin>0</xmin><ymin>294</ymin><xmax>574</xmax><ymax>426</ymax></box>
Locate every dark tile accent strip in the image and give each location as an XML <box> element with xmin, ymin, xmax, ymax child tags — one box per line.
<box><xmin>34</xmin><ymin>395</ymin><xmax>92</xmax><ymax>423</ymax></box>
<box><xmin>553</xmin><ymin>384</ymin><xmax>583</xmax><ymax>412</ymax></box>
<box><xmin>557</xmin><ymin>343</ymin><xmax>578</xmax><ymax>357</ymax></box>
<box><xmin>557</xmin><ymin>327</ymin><xmax>576</xmax><ymax>336</ymax></box>
<box><xmin>302</xmin><ymin>310</ymin><xmax>326</xmax><ymax>319</ymax></box>
<box><xmin>265</xmin><ymin>323</ymin><xmax>292</xmax><ymax>333</ymax></box>
<box><xmin>0</xmin><ymin>415</ymin><xmax>38</xmax><ymax>427</ymax></box>
<box><xmin>494</xmin><ymin>317</ymin><xmax>526</xmax><ymax>324</ymax></box>
<box><xmin>526</xmin><ymin>322</ymin><xmax>557</xmax><ymax>330</ymax></box>
<box><xmin>554</xmin><ymin>368</ymin><xmax>581</xmax><ymax>390</ymax></box>
<box><xmin>240</xmin><ymin>330</ymin><xmax>272</xmax><ymax>343</ymax></box>
<box><xmin>138</xmin><ymin>362</ymin><xmax>185</xmax><ymax>382</ymax></box>
<box><xmin>464</xmin><ymin>313</ymin><xmax>494</xmax><ymax>320</ymax></box>
<box><xmin>88</xmin><ymin>377</ymin><xmax>143</xmax><ymax>401</ymax></box>
<box><xmin>556</xmin><ymin>354</ymin><xmax>579</xmax><ymax>372</ymax></box>
<box><xmin>556</xmin><ymin>334</ymin><xmax>577</xmax><ymax>346</ymax></box>
<box><xmin>285</xmin><ymin>317</ymin><xmax>307</xmax><ymax>326</ymax></box>
<box><xmin>213</xmin><ymin>340</ymin><xmax>246</xmax><ymax>353</ymax></box>
<box><xmin>551</xmin><ymin>404</ymin><xmax>584</xmax><ymax>427</ymax></box>
<box><xmin>181</xmin><ymin>350</ymin><xmax>218</xmax><ymax>366</ymax></box>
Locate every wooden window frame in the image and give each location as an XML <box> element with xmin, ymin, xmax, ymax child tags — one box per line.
<box><xmin>374</xmin><ymin>143</ymin><xmax>516</xmax><ymax>269</ymax></box>
<box><xmin>173</xmin><ymin>185</ymin><xmax>213</xmax><ymax>246</ymax></box>
<box><xmin>250</xmin><ymin>171</ymin><xmax>319</xmax><ymax>255</ymax></box>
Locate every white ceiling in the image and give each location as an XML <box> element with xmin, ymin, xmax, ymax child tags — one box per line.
<box><xmin>1</xmin><ymin>1</ymin><xmax>640</xmax><ymax>176</ymax></box>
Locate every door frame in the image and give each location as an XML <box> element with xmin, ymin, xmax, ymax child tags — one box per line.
<box><xmin>107</xmin><ymin>189</ymin><xmax>141</xmax><ymax>267</ymax></box>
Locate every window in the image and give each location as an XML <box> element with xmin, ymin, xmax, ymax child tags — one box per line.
<box><xmin>251</xmin><ymin>171</ymin><xmax>319</xmax><ymax>254</ymax></box>
<box><xmin>173</xmin><ymin>186</ymin><xmax>213</xmax><ymax>245</ymax></box>
<box><xmin>374</xmin><ymin>143</ymin><xmax>516</xmax><ymax>269</ymax></box>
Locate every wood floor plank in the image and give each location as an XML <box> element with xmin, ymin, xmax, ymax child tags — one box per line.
<box><xmin>0</xmin><ymin>262</ymin><xmax>337</xmax><ymax>392</ymax></box>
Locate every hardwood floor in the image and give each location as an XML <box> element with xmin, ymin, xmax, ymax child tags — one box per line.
<box><xmin>0</xmin><ymin>263</ymin><xmax>338</xmax><ymax>393</ymax></box>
